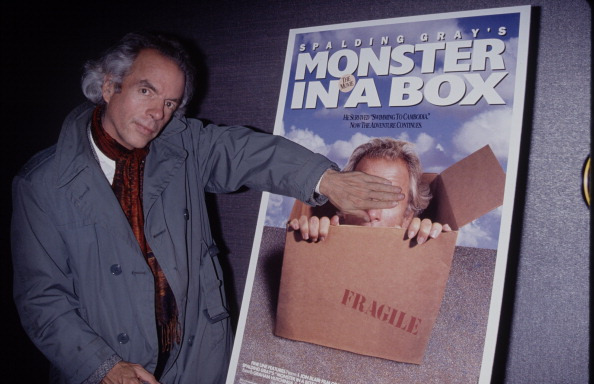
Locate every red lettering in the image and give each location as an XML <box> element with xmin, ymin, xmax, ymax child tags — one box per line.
<box><xmin>339</xmin><ymin>288</ymin><xmax>422</xmax><ymax>337</ymax></box>
<box><xmin>341</xmin><ymin>289</ymin><xmax>355</xmax><ymax>305</ymax></box>
<box><xmin>364</xmin><ymin>300</ymin><xmax>378</xmax><ymax>318</ymax></box>
<box><xmin>395</xmin><ymin>311</ymin><xmax>407</xmax><ymax>329</ymax></box>
<box><xmin>354</xmin><ymin>293</ymin><xmax>366</xmax><ymax>312</ymax></box>
<box><xmin>377</xmin><ymin>304</ymin><xmax>386</xmax><ymax>320</ymax></box>
<box><xmin>407</xmin><ymin>317</ymin><xmax>422</xmax><ymax>335</ymax></box>
<box><xmin>388</xmin><ymin>308</ymin><xmax>398</xmax><ymax>325</ymax></box>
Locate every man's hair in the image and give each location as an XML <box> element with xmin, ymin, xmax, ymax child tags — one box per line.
<box><xmin>81</xmin><ymin>32</ymin><xmax>195</xmax><ymax>117</ymax></box>
<box><xmin>343</xmin><ymin>137</ymin><xmax>431</xmax><ymax>217</ymax></box>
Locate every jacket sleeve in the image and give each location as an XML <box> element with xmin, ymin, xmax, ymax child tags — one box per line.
<box><xmin>192</xmin><ymin>120</ymin><xmax>338</xmax><ymax>205</ymax></box>
<box><xmin>11</xmin><ymin>174</ymin><xmax>118</xmax><ymax>383</ymax></box>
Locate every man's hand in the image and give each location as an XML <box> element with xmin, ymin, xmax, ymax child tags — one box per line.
<box><xmin>318</xmin><ymin>169</ymin><xmax>405</xmax><ymax>222</ymax></box>
<box><xmin>101</xmin><ymin>361</ymin><xmax>159</xmax><ymax>384</ymax></box>
<box><xmin>289</xmin><ymin>215</ymin><xmax>451</xmax><ymax>244</ymax></box>
<box><xmin>406</xmin><ymin>217</ymin><xmax>452</xmax><ymax>244</ymax></box>
<box><xmin>288</xmin><ymin>215</ymin><xmax>340</xmax><ymax>242</ymax></box>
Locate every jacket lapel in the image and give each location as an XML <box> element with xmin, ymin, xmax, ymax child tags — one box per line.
<box><xmin>142</xmin><ymin>118</ymin><xmax>189</xmax><ymax>303</ymax></box>
<box><xmin>66</xmin><ymin>168</ymin><xmax>143</xmax><ymax>251</ymax></box>
<box><xmin>54</xmin><ymin>103</ymin><xmax>146</xmax><ymax>252</ymax></box>
<box><xmin>143</xmin><ymin>134</ymin><xmax>188</xmax><ymax>212</ymax></box>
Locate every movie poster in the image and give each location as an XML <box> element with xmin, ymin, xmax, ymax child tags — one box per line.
<box><xmin>227</xmin><ymin>6</ymin><xmax>531</xmax><ymax>383</ymax></box>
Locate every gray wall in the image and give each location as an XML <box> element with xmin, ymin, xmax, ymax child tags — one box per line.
<box><xmin>1</xmin><ymin>0</ymin><xmax>590</xmax><ymax>382</ymax></box>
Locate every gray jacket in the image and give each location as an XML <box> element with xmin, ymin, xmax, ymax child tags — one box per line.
<box><xmin>11</xmin><ymin>103</ymin><xmax>334</xmax><ymax>383</ymax></box>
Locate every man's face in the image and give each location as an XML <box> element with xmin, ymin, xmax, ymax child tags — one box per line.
<box><xmin>344</xmin><ymin>156</ymin><xmax>413</xmax><ymax>228</ymax></box>
<box><xmin>101</xmin><ymin>49</ymin><xmax>185</xmax><ymax>149</ymax></box>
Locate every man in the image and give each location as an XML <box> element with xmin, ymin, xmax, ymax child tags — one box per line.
<box><xmin>11</xmin><ymin>33</ymin><xmax>404</xmax><ymax>384</ymax></box>
<box><xmin>289</xmin><ymin>137</ymin><xmax>451</xmax><ymax>242</ymax></box>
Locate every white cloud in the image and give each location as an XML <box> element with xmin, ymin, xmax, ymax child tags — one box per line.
<box><xmin>326</xmin><ymin>132</ymin><xmax>373</xmax><ymax>166</ymax></box>
<box><xmin>323</xmin><ymin>131</ymin><xmax>438</xmax><ymax>168</ymax></box>
<box><xmin>284</xmin><ymin>125</ymin><xmax>329</xmax><ymax>155</ymax></box>
<box><xmin>456</xmin><ymin>208</ymin><xmax>501</xmax><ymax>249</ymax></box>
<box><xmin>457</xmin><ymin>221</ymin><xmax>491</xmax><ymax>248</ymax></box>
<box><xmin>452</xmin><ymin>107</ymin><xmax>512</xmax><ymax>162</ymax></box>
<box><xmin>265</xmin><ymin>194</ymin><xmax>295</xmax><ymax>227</ymax></box>
<box><xmin>281</xmin><ymin>127</ymin><xmax>441</xmax><ymax>170</ymax></box>
<box><xmin>413</xmin><ymin>132</ymin><xmax>436</xmax><ymax>155</ymax></box>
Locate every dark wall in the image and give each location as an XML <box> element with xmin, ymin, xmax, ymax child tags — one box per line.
<box><xmin>1</xmin><ymin>1</ymin><xmax>590</xmax><ymax>382</ymax></box>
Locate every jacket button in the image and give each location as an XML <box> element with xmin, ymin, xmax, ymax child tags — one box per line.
<box><xmin>183</xmin><ymin>209</ymin><xmax>189</xmax><ymax>221</ymax></box>
<box><xmin>110</xmin><ymin>264</ymin><xmax>122</xmax><ymax>275</ymax></box>
<box><xmin>188</xmin><ymin>335</ymin><xmax>194</xmax><ymax>346</ymax></box>
<box><xmin>117</xmin><ymin>333</ymin><xmax>129</xmax><ymax>344</ymax></box>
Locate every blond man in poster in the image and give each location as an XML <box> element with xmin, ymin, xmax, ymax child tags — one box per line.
<box><xmin>289</xmin><ymin>137</ymin><xmax>451</xmax><ymax>242</ymax></box>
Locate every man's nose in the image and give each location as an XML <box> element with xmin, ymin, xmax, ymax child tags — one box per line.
<box><xmin>367</xmin><ymin>209</ymin><xmax>382</xmax><ymax>222</ymax></box>
<box><xmin>147</xmin><ymin>101</ymin><xmax>165</xmax><ymax>120</ymax></box>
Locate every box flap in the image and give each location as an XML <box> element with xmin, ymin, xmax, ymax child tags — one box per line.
<box><xmin>423</xmin><ymin>145</ymin><xmax>505</xmax><ymax>230</ymax></box>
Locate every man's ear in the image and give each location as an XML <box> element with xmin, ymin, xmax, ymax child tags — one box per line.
<box><xmin>101</xmin><ymin>76</ymin><xmax>115</xmax><ymax>103</ymax></box>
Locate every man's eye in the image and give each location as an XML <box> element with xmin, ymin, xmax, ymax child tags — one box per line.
<box><xmin>166</xmin><ymin>101</ymin><xmax>177</xmax><ymax>109</ymax></box>
<box><xmin>140</xmin><ymin>88</ymin><xmax>150</xmax><ymax>95</ymax></box>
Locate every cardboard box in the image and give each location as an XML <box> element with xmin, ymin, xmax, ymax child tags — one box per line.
<box><xmin>274</xmin><ymin>145</ymin><xmax>505</xmax><ymax>364</ymax></box>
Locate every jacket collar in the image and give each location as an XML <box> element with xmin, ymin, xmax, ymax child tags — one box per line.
<box><xmin>55</xmin><ymin>103</ymin><xmax>97</xmax><ymax>188</ymax></box>
<box><xmin>55</xmin><ymin>103</ymin><xmax>188</xmax><ymax>189</ymax></box>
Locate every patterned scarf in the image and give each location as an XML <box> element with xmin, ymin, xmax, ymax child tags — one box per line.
<box><xmin>91</xmin><ymin>107</ymin><xmax>181</xmax><ymax>358</ymax></box>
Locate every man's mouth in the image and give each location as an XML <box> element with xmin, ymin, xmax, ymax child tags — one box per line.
<box><xmin>135</xmin><ymin>121</ymin><xmax>156</xmax><ymax>135</ymax></box>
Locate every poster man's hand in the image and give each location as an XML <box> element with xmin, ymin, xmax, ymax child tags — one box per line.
<box><xmin>406</xmin><ymin>218</ymin><xmax>452</xmax><ymax>245</ymax></box>
<box><xmin>288</xmin><ymin>215</ymin><xmax>340</xmax><ymax>242</ymax></box>
<box><xmin>289</xmin><ymin>214</ymin><xmax>451</xmax><ymax>244</ymax></box>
